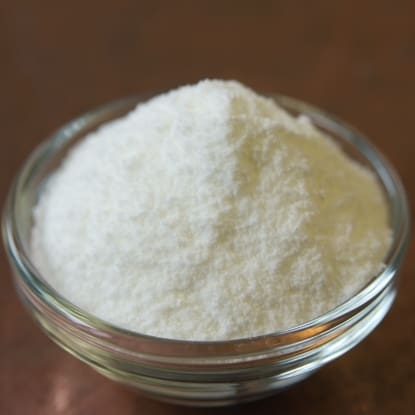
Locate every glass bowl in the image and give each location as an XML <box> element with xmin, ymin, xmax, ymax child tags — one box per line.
<box><xmin>2</xmin><ymin>94</ymin><xmax>410</xmax><ymax>407</ymax></box>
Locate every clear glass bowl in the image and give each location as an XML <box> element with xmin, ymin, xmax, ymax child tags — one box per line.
<box><xmin>2</xmin><ymin>95</ymin><xmax>410</xmax><ymax>407</ymax></box>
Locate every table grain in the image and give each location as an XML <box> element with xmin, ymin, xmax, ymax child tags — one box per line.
<box><xmin>1</xmin><ymin>1</ymin><xmax>414</xmax><ymax>414</ymax></box>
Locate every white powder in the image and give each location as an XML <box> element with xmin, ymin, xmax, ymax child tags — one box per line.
<box><xmin>31</xmin><ymin>80</ymin><xmax>391</xmax><ymax>341</ymax></box>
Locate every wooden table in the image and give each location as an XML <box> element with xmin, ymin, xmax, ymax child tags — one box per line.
<box><xmin>1</xmin><ymin>1</ymin><xmax>414</xmax><ymax>413</ymax></box>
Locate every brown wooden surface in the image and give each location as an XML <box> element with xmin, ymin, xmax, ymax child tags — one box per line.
<box><xmin>1</xmin><ymin>1</ymin><xmax>414</xmax><ymax>414</ymax></box>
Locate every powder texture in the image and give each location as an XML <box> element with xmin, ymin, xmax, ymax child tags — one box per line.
<box><xmin>31</xmin><ymin>80</ymin><xmax>391</xmax><ymax>340</ymax></box>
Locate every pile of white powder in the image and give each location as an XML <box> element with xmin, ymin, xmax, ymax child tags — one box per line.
<box><xmin>31</xmin><ymin>80</ymin><xmax>391</xmax><ymax>340</ymax></box>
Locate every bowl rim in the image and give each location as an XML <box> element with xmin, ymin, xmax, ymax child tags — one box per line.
<box><xmin>2</xmin><ymin>93</ymin><xmax>411</xmax><ymax>350</ymax></box>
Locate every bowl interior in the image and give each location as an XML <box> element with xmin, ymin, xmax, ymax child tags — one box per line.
<box><xmin>6</xmin><ymin>94</ymin><xmax>411</xmax><ymax>353</ymax></box>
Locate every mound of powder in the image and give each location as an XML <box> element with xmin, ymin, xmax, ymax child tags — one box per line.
<box><xmin>31</xmin><ymin>80</ymin><xmax>391</xmax><ymax>340</ymax></box>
